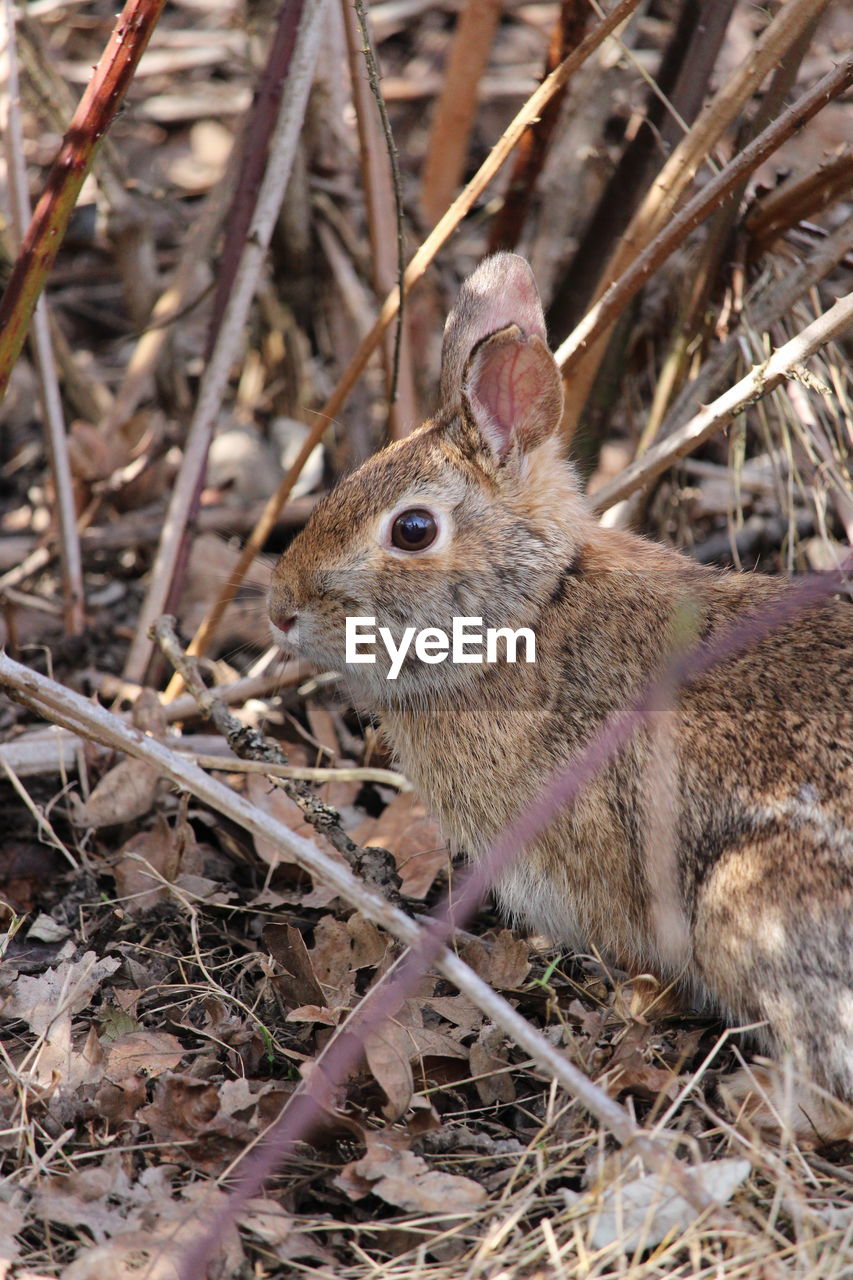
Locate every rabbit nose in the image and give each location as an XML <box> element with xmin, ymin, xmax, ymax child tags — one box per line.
<box><xmin>270</xmin><ymin>599</ymin><xmax>298</xmax><ymax>632</ymax></box>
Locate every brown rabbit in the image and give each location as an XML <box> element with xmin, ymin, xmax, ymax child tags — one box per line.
<box><xmin>269</xmin><ymin>254</ymin><xmax>853</xmax><ymax>1140</ymax></box>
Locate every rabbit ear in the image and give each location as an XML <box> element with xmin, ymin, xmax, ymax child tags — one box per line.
<box><xmin>439</xmin><ymin>253</ymin><xmax>562</xmax><ymax>459</ymax></box>
<box><xmin>440</xmin><ymin>253</ymin><xmax>548</xmax><ymax>405</ymax></box>
<box><xmin>461</xmin><ymin>326</ymin><xmax>564</xmax><ymax>459</ymax></box>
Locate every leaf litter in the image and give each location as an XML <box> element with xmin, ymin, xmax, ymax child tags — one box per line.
<box><xmin>1</xmin><ymin>0</ymin><xmax>852</xmax><ymax>1276</ymax></box>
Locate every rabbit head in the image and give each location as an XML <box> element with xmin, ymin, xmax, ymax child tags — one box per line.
<box><xmin>268</xmin><ymin>254</ymin><xmax>592</xmax><ymax>702</ymax></box>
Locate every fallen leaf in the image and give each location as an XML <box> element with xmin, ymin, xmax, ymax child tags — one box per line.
<box><xmin>470</xmin><ymin>1025</ymin><xmax>516</xmax><ymax>1105</ymax></box>
<box><xmin>563</xmin><ymin>1159</ymin><xmax>752</xmax><ymax>1251</ymax></box>
<box><xmin>286</xmin><ymin>1004</ymin><xmax>339</xmax><ymax>1025</ymax></box>
<box><xmin>112</xmin><ymin>814</ymin><xmax>206</xmax><ymax>913</ymax></box>
<box><xmin>364</xmin><ymin>1020</ymin><xmax>415</xmax><ymax>1119</ymax></box>
<box><xmin>241</xmin><ymin>1197</ymin><xmax>335</xmax><ymax>1264</ymax></box>
<box><xmin>606</xmin><ymin>1025</ymin><xmax>680</xmax><ymax>1102</ymax></box>
<box><xmin>338</xmin><ymin>1130</ymin><xmax>487</xmax><ymax>1214</ymax></box>
<box><xmin>352</xmin><ymin>793</ymin><xmax>448</xmax><ymax>898</ymax></box>
<box><xmin>71</xmin><ymin>759</ymin><xmax>161</xmax><ymax>829</ymax></box>
<box><xmin>246</xmin><ymin>772</ymin><xmax>344</xmax><ymax>890</ymax></box>
<box><xmin>3</xmin><ymin>953</ymin><xmax>120</xmax><ymax>1038</ymax></box>
<box><xmin>263</xmin><ymin>923</ymin><xmax>326</xmax><ymax>1008</ymax></box>
<box><xmin>486</xmin><ymin>930</ymin><xmax>531</xmax><ymax>989</ymax></box>
<box><xmin>104</xmin><ymin>1031</ymin><xmax>185</xmax><ymax>1081</ymax></box>
<box><xmin>26</xmin><ymin>913</ymin><xmax>71</xmax><ymax>943</ymax></box>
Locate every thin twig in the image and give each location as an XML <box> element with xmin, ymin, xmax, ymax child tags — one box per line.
<box><xmin>553</xmin><ymin>57</ymin><xmax>853</xmax><ymax>374</ymax></box>
<box><xmin>488</xmin><ymin>0</ymin><xmax>589</xmax><ymax>253</ymax></box>
<box><xmin>559</xmin><ymin>0</ymin><xmax>835</xmax><ymax>432</ymax></box>
<box><xmin>161</xmin><ymin>0</ymin><xmax>645</xmax><ymax>685</ymax></box>
<box><xmin>123</xmin><ymin>0</ymin><xmax>327</xmax><ymax>685</ymax></box>
<box><xmin>353</xmin><ymin>0</ymin><xmax>406</xmax><ymax>402</ymax></box>
<box><xmin>745</xmin><ymin>147</ymin><xmax>853</xmax><ymax>252</ymax></box>
<box><xmin>193</xmin><ymin>756</ymin><xmax>412</xmax><ymax>789</ymax></box>
<box><xmin>103</xmin><ymin>156</ymin><xmax>236</xmax><ymax>432</ymax></box>
<box><xmin>591</xmin><ymin>289</ymin><xmax>853</xmax><ymax>514</ymax></box>
<box><xmin>340</xmin><ymin>0</ymin><xmax>416</xmax><ymax>437</ymax></box>
<box><xmin>657</xmin><ymin>210</ymin><xmax>853</xmax><ymax>445</ymax></box>
<box><xmin>0</xmin><ymin>0</ymin><xmax>83</xmax><ymax>635</ymax></box>
<box><xmin>0</xmin><ymin>0</ymin><xmax>168</xmax><ymax>400</ymax></box>
<box><xmin>420</xmin><ymin>0</ymin><xmax>503</xmax><ymax>229</ymax></box>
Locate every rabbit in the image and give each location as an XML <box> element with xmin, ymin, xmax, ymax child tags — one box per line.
<box><xmin>269</xmin><ymin>252</ymin><xmax>853</xmax><ymax>1141</ymax></box>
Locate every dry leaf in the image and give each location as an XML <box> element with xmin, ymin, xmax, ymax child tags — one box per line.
<box><xmin>486</xmin><ymin>930</ymin><xmax>531</xmax><ymax>989</ymax></box>
<box><xmin>364</xmin><ymin>1020</ymin><xmax>415</xmax><ymax>1119</ymax></box>
<box><xmin>246</xmin><ymin>773</ymin><xmax>345</xmax><ymax>899</ymax></box>
<box><xmin>286</xmin><ymin>1005</ymin><xmax>339</xmax><ymax>1025</ymax></box>
<box><xmin>338</xmin><ymin>1130</ymin><xmax>487</xmax><ymax>1214</ymax></box>
<box><xmin>263</xmin><ymin>923</ymin><xmax>326</xmax><ymax>1008</ymax></box>
<box><xmin>3</xmin><ymin>953</ymin><xmax>120</xmax><ymax>1037</ymax></box>
<box><xmin>563</xmin><ymin>1159</ymin><xmax>752</xmax><ymax>1251</ymax></box>
<box><xmin>353</xmin><ymin>793</ymin><xmax>448</xmax><ymax>898</ymax></box>
<box><xmin>72</xmin><ymin>759</ymin><xmax>160</xmax><ymax>829</ymax></box>
<box><xmin>104</xmin><ymin>1031</ymin><xmax>184</xmax><ymax>1081</ymax></box>
<box><xmin>470</xmin><ymin>1026</ymin><xmax>516</xmax><ymax>1105</ymax></box>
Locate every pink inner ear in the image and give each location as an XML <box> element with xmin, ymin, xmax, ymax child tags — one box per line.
<box><xmin>468</xmin><ymin>340</ymin><xmax>543</xmax><ymax>456</ymax></box>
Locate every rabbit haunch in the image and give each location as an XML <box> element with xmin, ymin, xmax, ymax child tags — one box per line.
<box><xmin>270</xmin><ymin>253</ymin><xmax>853</xmax><ymax>1138</ymax></box>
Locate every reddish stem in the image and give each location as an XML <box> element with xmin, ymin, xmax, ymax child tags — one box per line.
<box><xmin>0</xmin><ymin>0</ymin><xmax>167</xmax><ymax>400</ymax></box>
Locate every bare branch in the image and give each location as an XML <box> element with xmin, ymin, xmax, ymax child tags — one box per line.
<box><xmin>591</xmin><ymin>290</ymin><xmax>853</xmax><ymax>514</ymax></box>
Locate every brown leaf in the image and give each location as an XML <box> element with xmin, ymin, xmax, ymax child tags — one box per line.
<box><xmin>486</xmin><ymin>930</ymin><xmax>531</xmax><ymax>990</ymax></box>
<box><xmin>352</xmin><ymin>793</ymin><xmax>448</xmax><ymax>898</ymax></box>
<box><xmin>422</xmin><ymin>995</ymin><xmax>483</xmax><ymax>1034</ymax></box>
<box><xmin>245</xmin><ymin>773</ymin><xmax>345</xmax><ymax>901</ymax></box>
<box><xmin>364</xmin><ymin>1020</ymin><xmax>414</xmax><ymax>1119</ymax></box>
<box><xmin>606</xmin><ymin>1026</ymin><xmax>680</xmax><ymax>1101</ymax></box>
<box><xmin>286</xmin><ymin>1004</ymin><xmax>339</xmax><ymax>1025</ymax></box>
<box><xmin>470</xmin><ymin>1026</ymin><xmax>516</xmax><ymax>1105</ymax></box>
<box><xmin>338</xmin><ymin>1130</ymin><xmax>487</xmax><ymax>1214</ymax></box>
<box><xmin>71</xmin><ymin>758</ymin><xmax>160</xmax><ymax>829</ymax></box>
<box><xmin>263</xmin><ymin>923</ymin><xmax>326</xmax><ymax>1008</ymax></box>
<box><xmin>2</xmin><ymin>952</ymin><xmax>120</xmax><ymax>1037</ymax></box>
<box><xmin>104</xmin><ymin>1031</ymin><xmax>184</xmax><ymax>1082</ymax></box>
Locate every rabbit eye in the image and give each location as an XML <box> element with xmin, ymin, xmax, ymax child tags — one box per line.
<box><xmin>390</xmin><ymin>508</ymin><xmax>438</xmax><ymax>551</ymax></box>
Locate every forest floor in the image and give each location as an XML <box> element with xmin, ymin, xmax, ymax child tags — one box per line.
<box><xmin>0</xmin><ymin>0</ymin><xmax>851</xmax><ymax>1276</ymax></box>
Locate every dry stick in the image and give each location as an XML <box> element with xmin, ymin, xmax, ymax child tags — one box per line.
<box><xmin>488</xmin><ymin>0</ymin><xmax>590</xmax><ymax>253</ymax></box>
<box><xmin>204</xmin><ymin>0</ymin><xmax>303</xmax><ymax>361</ymax></box>
<box><xmin>639</xmin><ymin>15</ymin><xmax>820</xmax><ymax>453</ymax></box>
<box><xmin>553</xmin><ymin>57</ymin><xmax>853</xmax><ymax>376</ymax></box>
<box><xmin>745</xmin><ymin>147</ymin><xmax>853</xmax><ymax>252</ymax></box>
<box><xmin>0</xmin><ymin>0</ymin><xmax>168</xmax><ymax>400</ymax></box>
<box><xmin>163</xmin><ymin>0</ymin><xmax>644</xmax><ymax>690</ymax></box>
<box><xmin>122</xmin><ymin>0</ymin><xmax>328</xmax><ymax>686</ymax></box>
<box><xmin>657</xmin><ymin>210</ymin><xmax>853</xmax><ymax>445</ymax></box>
<box><xmin>352</xmin><ymin>0</ymin><xmax>407</xmax><ymax>403</ymax></box>
<box><xmin>342</xmin><ymin>0</ymin><xmax>417</xmax><ymax>436</ymax></box>
<box><xmin>558</xmin><ymin>0</ymin><xmax>834</xmax><ymax>434</ymax></box>
<box><xmin>590</xmin><ymin>289</ymin><xmax>853</xmax><ymax>515</ymax></box>
<box><xmin>419</xmin><ymin>0</ymin><xmax>503</xmax><ymax>228</ymax></box>
<box><xmin>0</xmin><ymin>0</ymin><xmax>83</xmax><ymax>635</ymax></box>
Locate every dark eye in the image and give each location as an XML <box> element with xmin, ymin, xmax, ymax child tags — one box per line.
<box><xmin>391</xmin><ymin>508</ymin><xmax>438</xmax><ymax>551</ymax></box>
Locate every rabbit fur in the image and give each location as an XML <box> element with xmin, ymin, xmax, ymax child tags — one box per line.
<box><xmin>269</xmin><ymin>253</ymin><xmax>853</xmax><ymax>1140</ymax></box>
